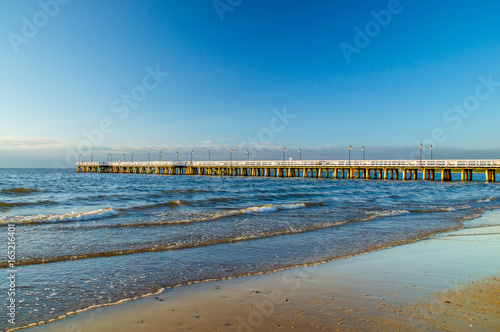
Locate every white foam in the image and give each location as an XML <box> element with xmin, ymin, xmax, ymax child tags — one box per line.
<box><xmin>373</xmin><ymin>209</ymin><xmax>410</xmax><ymax>217</ymax></box>
<box><xmin>2</xmin><ymin>208</ymin><xmax>118</xmax><ymax>224</ymax></box>
<box><xmin>280</xmin><ymin>203</ymin><xmax>307</xmax><ymax>209</ymax></box>
<box><xmin>475</xmin><ymin>196</ymin><xmax>496</xmax><ymax>203</ymax></box>
<box><xmin>243</xmin><ymin>204</ymin><xmax>279</xmax><ymax>213</ymax></box>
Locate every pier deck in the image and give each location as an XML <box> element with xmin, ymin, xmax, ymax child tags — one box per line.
<box><xmin>76</xmin><ymin>160</ymin><xmax>499</xmax><ymax>182</ymax></box>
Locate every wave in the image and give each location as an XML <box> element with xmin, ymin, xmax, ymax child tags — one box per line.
<box><xmin>0</xmin><ymin>201</ymin><xmax>14</xmax><ymax>211</ymax></box>
<box><xmin>3</xmin><ymin>205</ymin><xmax>461</xmax><ymax>268</ymax></box>
<box><xmin>0</xmin><ymin>201</ymin><xmax>14</xmax><ymax>208</ymax></box>
<box><xmin>0</xmin><ymin>217</ymin><xmax>362</xmax><ymax>268</ymax></box>
<box><xmin>128</xmin><ymin>200</ymin><xmax>185</xmax><ymax>210</ymax></box>
<box><xmin>371</xmin><ymin>209</ymin><xmax>410</xmax><ymax>217</ymax></box>
<box><xmin>407</xmin><ymin>205</ymin><xmax>471</xmax><ymax>214</ymax></box>
<box><xmin>161</xmin><ymin>188</ymin><xmax>213</xmax><ymax>194</ymax></box>
<box><xmin>475</xmin><ymin>196</ymin><xmax>497</xmax><ymax>203</ymax></box>
<box><xmin>0</xmin><ymin>200</ymin><xmax>57</xmax><ymax>211</ymax></box>
<box><xmin>1</xmin><ymin>208</ymin><xmax>119</xmax><ymax>225</ymax></box>
<box><xmin>1</xmin><ymin>187</ymin><xmax>38</xmax><ymax>195</ymax></box>
<box><xmin>2</xmin><ymin>206</ymin><xmax>427</xmax><ymax>268</ymax></box>
<box><xmin>280</xmin><ymin>203</ymin><xmax>307</xmax><ymax>209</ymax></box>
<box><xmin>127</xmin><ymin>192</ymin><xmax>322</xmax><ymax>212</ymax></box>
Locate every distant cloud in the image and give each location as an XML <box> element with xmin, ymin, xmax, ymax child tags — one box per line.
<box><xmin>0</xmin><ymin>136</ymin><xmax>58</xmax><ymax>148</ymax></box>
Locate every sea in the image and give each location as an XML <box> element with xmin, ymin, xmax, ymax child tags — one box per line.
<box><xmin>1</xmin><ymin>168</ymin><xmax>499</xmax><ymax>330</ymax></box>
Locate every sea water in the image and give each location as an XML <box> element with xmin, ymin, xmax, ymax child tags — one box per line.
<box><xmin>1</xmin><ymin>168</ymin><xmax>499</xmax><ymax>329</ymax></box>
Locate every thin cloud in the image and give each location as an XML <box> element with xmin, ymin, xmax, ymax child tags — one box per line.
<box><xmin>0</xmin><ymin>137</ymin><xmax>58</xmax><ymax>148</ymax></box>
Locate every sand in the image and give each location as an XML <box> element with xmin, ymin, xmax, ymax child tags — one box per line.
<box><xmin>24</xmin><ymin>210</ymin><xmax>500</xmax><ymax>332</ymax></box>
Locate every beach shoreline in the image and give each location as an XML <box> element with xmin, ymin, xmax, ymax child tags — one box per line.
<box><xmin>21</xmin><ymin>209</ymin><xmax>499</xmax><ymax>332</ymax></box>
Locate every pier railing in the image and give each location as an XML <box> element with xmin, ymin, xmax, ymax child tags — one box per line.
<box><xmin>76</xmin><ymin>160</ymin><xmax>500</xmax><ymax>168</ymax></box>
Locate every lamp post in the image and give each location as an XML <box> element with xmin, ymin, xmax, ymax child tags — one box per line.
<box><xmin>207</xmin><ymin>150</ymin><xmax>210</xmax><ymax>161</ymax></box>
<box><xmin>283</xmin><ymin>146</ymin><xmax>286</xmax><ymax>164</ymax></box>
<box><xmin>79</xmin><ymin>154</ymin><xmax>82</xmax><ymax>163</ymax></box>
<box><xmin>123</xmin><ymin>153</ymin><xmax>126</xmax><ymax>162</ymax></box>
<box><xmin>230</xmin><ymin>149</ymin><xmax>233</xmax><ymax>166</ymax></box>
<box><xmin>91</xmin><ymin>153</ymin><xmax>93</xmax><ymax>162</ymax></box>
<box><xmin>108</xmin><ymin>153</ymin><xmax>112</xmax><ymax>162</ymax></box>
<box><xmin>362</xmin><ymin>146</ymin><xmax>365</xmax><ymax>161</ymax></box>
<box><xmin>191</xmin><ymin>150</ymin><xmax>194</xmax><ymax>163</ymax></box>
<box><xmin>132</xmin><ymin>152</ymin><xmax>134</xmax><ymax>162</ymax></box>
<box><xmin>160</xmin><ymin>151</ymin><xmax>162</xmax><ymax>162</ymax></box>
<box><xmin>148</xmin><ymin>153</ymin><xmax>150</xmax><ymax>163</ymax></box>
<box><xmin>430</xmin><ymin>144</ymin><xmax>433</xmax><ymax>160</ymax></box>
<box><xmin>176</xmin><ymin>152</ymin><xmax>178</xmax><ymax>162</ymax></box>
<box><xmin>298</xmin><ymin>148</ymin><xmax>301</xmax><ymax>161</ymax></box>
<box><xmin>349</xmin><ymin>145</ymin><xmax>352</xmax><ymax>166</ymax></box>
<box><xmin>246</xmin><ymin>149</ymin><xmax>249</xmax><ymax>161</ymax></box>
<box><xmin>420</xmin><ymin>143</ymin><xmax>423</xmax><ymax>166</ymax></box>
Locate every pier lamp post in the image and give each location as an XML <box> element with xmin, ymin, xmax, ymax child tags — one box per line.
<box><xmin>430</xmin><ymin>145</ymin><xmax>433</xmax><ymax>160</ymax></box>
<box><xmin>191</xmin><ymin>150</ymin><xmax>194</xmax><ymax>163</ymax></box>
<box><xmin>123</xmin><ymin>153</ymin><xmax>126</xmax><ymax>162</ymax></box>
<box><xmin>132</xmin><ymin>152</ymin><xmax>134</xmax><ymax>162</ymax></box>
<box><xmin>160</xmin><ymin>151</ymin><xmax>162</xmax><ymax>162</ymax></box>
<box><xmin>108</xmin><ymin>153</ymin><xmax>112</xmax><ymax>162</ymax></box>
<box><xmin>246</xmin><ymin>149</ymin><xmax>249</xmax><ymax>161</ymax></box>
<box><xmin>148</xmin><ymin>153</ymin><xmax>150</xmax><ymax>163</ymax></box>
<box><xmin>230</xmin><ymin>149</ymin><xmax>233</xmax><ymax>166</ymax></box>
<box><xmin>176</xmin><ymin>152</ymin><xmax>178</xmax><ymax>162</ymax></box>
<box><xmin>79</xmin><ymin>154</ymin><xmax>82</xmax><ymax>163</ymax></box>
<box><xmin>349</xmin><ymin>145</ymin><xmax>352</xmax><ymax>166</ymax></box>
<box><xmin>299</xmin><ymin>148</ymin><xmax>301</xmax><ymax>161</ymax></box>
<box><xmin>362</xmin><ymin>146</ymin><xmax>365</xmax><ymax>161</ymax></box>
<box><xmin>207</xmin><ymin>150</ymin><xmax>210</xmax><ymax>161</ymax></box>
<box><xmin>283</xmin><ymin>147</ymin><xmax>286</xmax><ymax>164</ymax></box>
<box><xmin>91</xmin><ymin>153</ymin><xmax>93</xmax><ymax>162</ymax></box>
<box><xmin>420</xmin><ymin>143</ymin><xmax>423</xmax><ymax>166</ymax></box>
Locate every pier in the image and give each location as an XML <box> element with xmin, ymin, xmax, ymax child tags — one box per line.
<box><xmin>76</xmin><ymin>160</ymin><xmax>499</xmax><ymax>182</ymax></box>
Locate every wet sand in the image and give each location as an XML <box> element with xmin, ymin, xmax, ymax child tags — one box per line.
<box><xmin>25</xmin><ymin>210</ymin><xmax>500</xmax><ymax>332</ymax></box>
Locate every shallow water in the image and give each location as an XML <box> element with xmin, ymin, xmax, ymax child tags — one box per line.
<box><xmin>1</xmin><ymin>168</ymin><xmax>499</xmax><ymax>330</ymax></box>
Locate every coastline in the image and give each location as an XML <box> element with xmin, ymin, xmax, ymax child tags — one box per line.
<box><xmin>23</xmin><ymin>209</ymin><xmax>500</xmax><ymax>331</ymax></box>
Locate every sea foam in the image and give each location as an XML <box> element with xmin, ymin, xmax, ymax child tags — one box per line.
<box><xmin>1</xmin><ymin>207</ymin><xmax>118</xmax><ymax>224</ymax></box>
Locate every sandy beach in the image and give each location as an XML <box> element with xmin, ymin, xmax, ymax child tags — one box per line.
<box><xmin>22</xmin><ymin>209</ymin><xmax>499</xmax><ymax>332</ymax></box>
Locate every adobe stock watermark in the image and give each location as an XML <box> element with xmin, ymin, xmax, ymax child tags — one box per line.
<box><xmin>339</xmin><ymin>0</ymin><xmax>405</xmax><ymax>64</ymax></box>
<box><xmin>51</xmin><ymin>65</ymin><xmax>169</xmax><ymax>168</ymax></box>
<box><xmin>213</xmin><ymin>0</ymin><xmax>243</xmax><ymax>21</ymax></box>
<box><xmin>7</xmin><ymin>0</ymin><xmax>71</xmax><ymax>54</ymax></box>
<box><xmin>236</xmin><ymin>107</ymin><xmax>296</xmax><ymax>152</ymax></box>
<box><xmin>407</xmin><ymin>74</ymin><xmax>499</xmax><ymax>160</ymax></box>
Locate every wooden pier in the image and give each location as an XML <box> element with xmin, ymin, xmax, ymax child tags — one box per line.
<box><xmin>76</xmin><ymin>160</ymin><xmax>499</xmax><ymax>182</ymax></box>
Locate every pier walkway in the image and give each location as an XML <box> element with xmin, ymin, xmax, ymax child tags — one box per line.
<box><xmin>76</xmin><ymin>160</ymin><xmax>499</xmax><ymax>182</ymax></box>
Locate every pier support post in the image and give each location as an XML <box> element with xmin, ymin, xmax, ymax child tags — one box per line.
<box><xmin>486</xmin><ymin>169</ymin><xmax>496</xmax><ymax>182</ymax></box>
<box><xmin>441</xmin><ymin>169</ymin><xmax>452</xmax><ymax>181</ymax></box>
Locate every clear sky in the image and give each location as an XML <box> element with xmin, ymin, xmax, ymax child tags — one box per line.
<box><xmin>1</xmin><ymin>0</ymin><xmax>499</xmax><ymax>167</ymax></box>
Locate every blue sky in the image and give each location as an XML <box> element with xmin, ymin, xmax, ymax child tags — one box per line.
<box><xmin>1</xmin><ymin>0</ymin><xmax>500</xmax><ymax>167</ymax></box>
